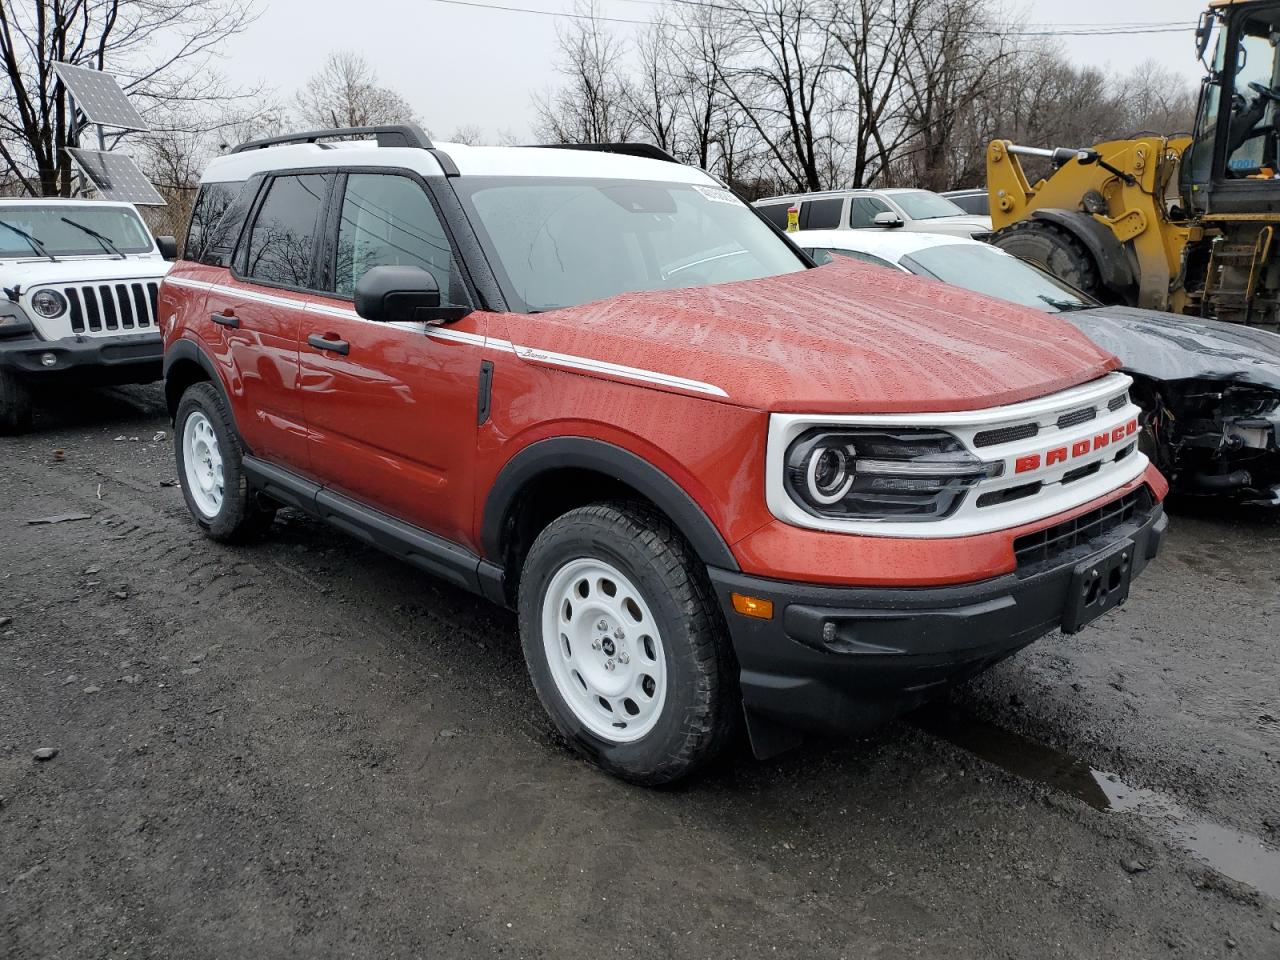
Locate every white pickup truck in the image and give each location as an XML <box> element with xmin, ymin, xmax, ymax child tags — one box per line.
<box><xmin>1</xmin><ymin>198</ymin><xmax>175</xmax><ymax>432</ymax></box>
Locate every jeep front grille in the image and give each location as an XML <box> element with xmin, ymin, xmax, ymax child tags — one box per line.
<box><xmin>64</xmin><ymin>281</ymin><xmax>159</xmax><ymax>333</ymax></box>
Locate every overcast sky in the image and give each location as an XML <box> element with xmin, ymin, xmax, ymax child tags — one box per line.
<box><xmin>214</xmin><ymin>0</ymin><xmax>1207</xmax><ymax>142</ymax></box>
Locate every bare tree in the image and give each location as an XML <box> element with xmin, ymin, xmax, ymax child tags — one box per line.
<box><xmin>715</xmin><ymin>0</ymin><xmax>849</xmax><ymax>192</ymax></box>
<box><xmin>526</xmin><ymin>0</ymin><xmax>1200</xmax><ymax>194</ymax></box>
<box><xmin>626</xmin><ymin>17</ymin><xmax>679</xmax><ymax>154</ymax></box>
<box><xmin>895</xmin><ymin>0</ymin><xmax>1017</xmax><ymax>190</ymax></box>
<box><xmin>294</xmin><ymin>51</ymin><xmax>419</xmax><ymax>130</ymax></box>
<box><xmin>831</xmin><ymin>0</ymin><xmax>922</xmax><ymax>187</ymax></box>
<box><xmin>533</xmin><ymin>0</ymin><xmax>636</xmax><ymax>144</ymax></box>
<box><xmin>449</xmin><ymin>124</ymin><xmax>485</xmax><ymax>145</ymax></box>
<box><xmin>671</xmin><ymin>4</ymin><xmax>743</xmax><ymax>175</ymax></box>
<box><xmin>1119</xmin><ymin>60</ymin><xmax>1198</xmax><ymax>137</ymax></box>
<box><xmin>0</xmin><ymin>0</ymin><xmax>259</xmax><ymax>197</ymax></box>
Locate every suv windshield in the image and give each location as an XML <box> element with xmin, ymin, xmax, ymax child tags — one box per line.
<box><xmin>890</xmin><ymin>191</ymin><xmax>968</xmax><ymax>221</ymax></box>
<box><xmin>0</xmin><ymin>204</ymin><xmax>153</xmax><ymax>259</ymax></box>
<box><xmin>456</xmin><ymin>177</ymin><xmax>806</xmax><ymax>312</ymax></box>
<box><xmin>902</xmin><ymin>244</ymin><xmax>1095</xmax><ymax>312</ymax></box>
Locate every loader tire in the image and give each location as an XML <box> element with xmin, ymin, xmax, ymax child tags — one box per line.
<box><xmin>993</xmin><ymin>220</ymin><xmax>1111</xmax><ymax>303</ymax></box>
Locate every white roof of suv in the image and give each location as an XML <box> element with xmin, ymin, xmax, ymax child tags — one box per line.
<box><xmin>200</xmin><ymin>139</ymin><xmax>720</xmax><ymax>186</ymax></box>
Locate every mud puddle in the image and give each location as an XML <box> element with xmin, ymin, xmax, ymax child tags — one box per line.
<box><xmin>912</xmin><ymin>705</ymin><xmax>1280</xmax><ymax>901</ymax></box>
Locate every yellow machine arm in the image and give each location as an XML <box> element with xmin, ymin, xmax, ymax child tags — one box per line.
<box><xmin>986</xmin><ymin>137</ymin><xmax>1194</xmax><ymax>312</ymax></box>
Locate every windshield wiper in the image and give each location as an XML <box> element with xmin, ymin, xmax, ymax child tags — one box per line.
<box><xmin>0</xmin><ymin>220</ymin><xmax>56</xmax><ymax>261</ymax></box>
<box><xmin>1037</xmin><ymin>294</ymin><xmax>1089</xmax><ymax>312</ymax></box>
<box><xmin>60</xmin><ymin>217</ymin><xmax>126</xmax><ymax>259</ymax></box>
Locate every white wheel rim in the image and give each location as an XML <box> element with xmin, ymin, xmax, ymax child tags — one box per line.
<box><xmin>182</xmin><ymin>410</ymin><xmax>224</xmax><ymax>519</ymax></box>
<box><xmin>540</xmin><ymin>557</ymin><xmax>668</xmax><ymax>743</ymax></box>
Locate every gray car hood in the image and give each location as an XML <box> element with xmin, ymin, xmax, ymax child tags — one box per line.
<box><xmin>1066</xmin><ymin>306</ymin><xmax>1280</xmax><ymax>391</ymax></box>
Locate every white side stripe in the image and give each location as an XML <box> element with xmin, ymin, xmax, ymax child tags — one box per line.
<box><xmin>512</xmin><ymin>345</ymin><xmax>728</xmax><ymax>398</ymax></box>
<box><xmin>170</xmin><ymin>279</ymin><xmax>730</xmax><ymax>400</ymax></box>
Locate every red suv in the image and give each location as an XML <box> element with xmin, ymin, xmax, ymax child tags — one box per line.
<box><xmin>160</xmin><ymin>126</ymin><xmax>1168</xmax><ymax>784</ymax></box>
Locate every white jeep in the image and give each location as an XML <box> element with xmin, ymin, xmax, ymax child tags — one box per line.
<box><xmin>0</xmin><ymin>198</ymin><xmax>175</xmax><ymax>432</ymax></box>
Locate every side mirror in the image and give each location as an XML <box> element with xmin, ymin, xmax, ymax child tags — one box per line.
<box><xmin>354</xmin><ymin>265</ymin><xmax>468</xmax><ymax>324</ymax></box>
<box><xmin>156</xmin><ymin>235</ymin><xmax>178</xmax><ymax>261</ymax></box>
<box><xmin>873</xmin><ymin>211</ymin><xmax>904</xmax><ymax>229</ymax></box>
<box><xmin>1195</xmin><ymin>10</ymin><xmax>1213</xmax><ymax>63</ymax></box>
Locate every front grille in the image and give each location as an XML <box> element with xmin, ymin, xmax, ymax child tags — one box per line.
<box><xmin>64</xmin><ymin>281</ymin><xmax>159</xmax><ymax>333</ymax></box>
<box><xmin>976</xmin><ymin>481</ymin><xmax>1041</xmax><ymax>507</ymax></box>
<box><xmin>974</xmin><ymin>422</ymin><xmax>1039</xmax><ymax>447</ymax></box>
<box><xmin>1108</xmin><ymin>393</ymin><xmax>1128</xmax><ymax>412</ymax></box>
<box><xmin>1056</xmin><ymin>406</ymin><xmax>1097</xmax><ymax>430</ymax></box>
<box><xmin>1013</xmin><ymin>489</ymin><xmax>1151</xmax><ymax>569</ymax></box>
<box><xmin>1061</xmin><ymin>461</ymin><xmax>1102</xmax><ymax>485</ymax></box>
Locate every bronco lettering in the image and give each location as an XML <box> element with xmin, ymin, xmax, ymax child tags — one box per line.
<box><xmin>1015</xmin><ymin>418</ymin><xmax>1139</xmax><ymax>474</ymax></box>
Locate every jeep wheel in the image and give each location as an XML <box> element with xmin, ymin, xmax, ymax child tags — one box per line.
<box><xmin>175</xmin><ymin>382</ymin><xmax>274</xmax><ymax>542</ymax></box>
<box><xmin>518</xmin><ymin>502</ymin><xmax>737</xmax><ymax>785</ymax></box>
<box><xmin>0</xmin><ymin>369</ymin><xmax>33</xmax><ymax>434</ymax></box>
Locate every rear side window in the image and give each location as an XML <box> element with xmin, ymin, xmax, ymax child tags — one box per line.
<box><xmin>756</xmin><ymin>203</ymin><xmax>793</xmax><ymax>230</ymax></box>
<box><xmin>949</xmin><ymin>193</ymin><xmax>989</xmax><ymax>216</ymax></box>
<box><xmin>185</xmin><ymin>181</ymin><xmax>243</xmax><ymax>262</ymax></box>
<box><xmin>198</xmin><ymin>179</ymin><xmax>260</xmax><ymax>269</ymax></box>
<box><xmin>800</xmin><ymin>198</ymin><xmax>843</xmax><ymax>230</ymax></box>
<box><xmin>334</xmin><ymin>174</ymin><xmax>470</xmax><ymax>306</ymax></box>
<box><xmin>241</xmin><ymin>174</ymin><xmax>330</xmax><ymax>288</ymax></box>
<box><xmin>849</xmin><ymin>196</ymin><xmax>892</xmax><ymax>228</ymax></box>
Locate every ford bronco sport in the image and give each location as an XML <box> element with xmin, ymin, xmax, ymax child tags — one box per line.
<box><xmin>160</xmin><ymin>125</ymin><xmax>1168</xmax><ymax>784</ymax></box>
<box><xmin>1</xmin><ymin>198</ymin><xmax>175</xmax><ymax>432</ymax></box>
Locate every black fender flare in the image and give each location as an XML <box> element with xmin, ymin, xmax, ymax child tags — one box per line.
<box><xmin>163</xmin><ymin>337</ymin><xmax>232</xmax><ymax>420</ymax></box>
<box><xmin>1029</xmin><ymin>209</ymin><xmax>1137</xmax><ymax>293</ymax></box>
<box><xmin>481</xmin><ymin>437</ymin><xmax>740</xmax><ymax>572</ymax></box>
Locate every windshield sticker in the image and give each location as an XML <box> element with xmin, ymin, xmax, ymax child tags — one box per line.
<box><xmin>693</xmin><ymin>185</ymin><xmax>741</xmax><ymax>206</ymax></box>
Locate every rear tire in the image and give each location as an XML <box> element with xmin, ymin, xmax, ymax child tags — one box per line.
<box><xmin>993</xmin><ymin>220</ymin><xmax>1112</xmax><ymax>303</ymax></box>
<box><xmin>175</xmin><ymin>381</ymin><xmax>275</xmax><ymax>542</ymax></box>
<box><xmin>518</xmin><ymin>502</ymin><xmax>738</xmax><ymax>785</ymax></box>
<box><xmin>0</xmin><ymin>369</ymin><xmax>33</xmax><ymax>435</ymax></box>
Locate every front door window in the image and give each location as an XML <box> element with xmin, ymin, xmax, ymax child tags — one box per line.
<box><xmin>1225</xmin><ymin>11</ymin><xmax>1280</xmax><ymax>177</ymax></box>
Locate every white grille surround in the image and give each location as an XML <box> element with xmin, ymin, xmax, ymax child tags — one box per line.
<box><xmin>765</xmin><ymin>373</ymin><xmax>1149</xmax><ymax>539</ymax></box>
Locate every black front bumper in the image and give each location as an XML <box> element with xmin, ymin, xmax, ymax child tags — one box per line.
<box><xmin>0</xmin><ymin>331</ymin><xmax>163</xmax><ymax>385</ymax></box>
<box><xmin>708</xmin><ymin>498</ymin><xmax>1167</xmax><ymax>755</ymax></box>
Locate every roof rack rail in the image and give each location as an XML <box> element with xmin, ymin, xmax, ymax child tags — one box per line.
<box><xmin>532</xmin><ymin>142</ymin><xmax>681</xmax><ymax>164</ymax></box>
<box><xmin>230</xmin><ymin>124</ymin><xmax>434</xmax><ymax>154</ymax></box>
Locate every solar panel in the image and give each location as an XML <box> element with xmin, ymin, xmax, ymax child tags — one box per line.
<box><xmin>53</xmin><ymin>62</ymin><xmax>148</xmax><ymax>132</ymax></box>
<box><xmin>67</xmin><ymin>149</ymin><xmax>166</xmax><ymax>206</ymax></box>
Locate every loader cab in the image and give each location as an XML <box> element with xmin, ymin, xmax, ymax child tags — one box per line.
<box><xmin>1184</xmin><ymin>2</ymin><xmax>1280</xmax><ymax>215</ymax></box>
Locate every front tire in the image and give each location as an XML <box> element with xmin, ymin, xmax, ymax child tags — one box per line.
<box><xmin>518</xmin><ymin>502</ymin><xmax>738</xmax><ymax>785</ymax></box>
<box><xmin>174</xmin><ymin>381</ymin><xmax>274</xmax><ymax>542</ymax></box>
<box><xmin>0</xmin><ymin>369</ymin><xmax>33</xmax><ymax>434</ymax></box>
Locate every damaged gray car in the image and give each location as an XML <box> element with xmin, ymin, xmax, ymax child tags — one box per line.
<box><xmin>793</xmin><ymin>229</ymin><xmax>1280</xmax><ymax>504</ymax></box>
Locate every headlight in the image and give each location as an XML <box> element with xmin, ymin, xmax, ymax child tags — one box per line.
<box><xmin>784</xmin><ymin>428</ymin><xmax>1001</xmax><ymax>521</ymax></box>
<box><xmin>30</xmin><ymin>289</ymin><xmax>67</xmax><ymax>318</ymax></box>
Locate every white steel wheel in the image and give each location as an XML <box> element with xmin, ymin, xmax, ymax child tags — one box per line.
<box><xmin>182</xmin><ymin>410</ymin><xmax>225</xmax><ymax>519</ymax></box>
<box><xmin>540</xmin><ymin>557</ymin><xmax>668</xmax><ymax>743</ymax></box>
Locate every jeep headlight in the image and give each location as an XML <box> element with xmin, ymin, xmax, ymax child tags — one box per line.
<box><xmin>784</xmin><ymin>428</ymin><xmax>1001</xmax><ymax>521</ymax></box>
<box><xmin>30</xmin><ymin>289</ymin><xmax>67</xmax><ymax>318</ymax></box>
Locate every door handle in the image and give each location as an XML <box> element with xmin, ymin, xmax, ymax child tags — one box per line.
<box><xmin>307</xmin><ymin>332</ymin><xmax>350</xmax><ymax>356</ymax></box>
<box><xmin>210</xmin><ymin>310</ymin><xmax>239</xmax><ymax>328</ymax></box>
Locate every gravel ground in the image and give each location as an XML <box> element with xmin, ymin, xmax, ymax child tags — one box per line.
<box><xmin>2</xmin><ymin>384</ymin><xmax>1278</xmax><ymax>960</ymax></box>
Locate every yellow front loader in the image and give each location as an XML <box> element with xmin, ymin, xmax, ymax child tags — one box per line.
<box><xmin>987</xmin><ymin>0</ymin><xmax>1280</xmax><ymax>329</ymax></box>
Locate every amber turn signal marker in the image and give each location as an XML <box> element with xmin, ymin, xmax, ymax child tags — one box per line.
<box><xmin>731</xmin><ymin>593</ymin><xmax>774</xmax><ymax>620</ymax></box>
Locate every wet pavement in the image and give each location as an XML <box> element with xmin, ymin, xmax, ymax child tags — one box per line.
<box><xmin>1</xmin><ymin>384</ymin><xmax>1279</xmax><ymax>958</ymax></box>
